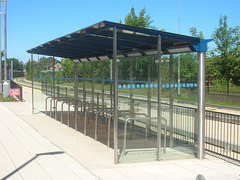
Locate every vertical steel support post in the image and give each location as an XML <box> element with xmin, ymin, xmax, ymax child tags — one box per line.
<box><xmin>0</xmin><ymin>2</ymin><xmax>2</xmax><ymax>94</ymax></box>
<box><xmin>11</xmin><ymin>61</ymin><xmax>13</xmax><ymax>79</ymax></box>
<box><xmin>129</xmin><ymin>58</ymin><xmax>133</xmax><ymax>114</ymax></box>
<box><xmin>110</xmin><ymin>60</ymin><xmax>113</xmax><ymax>112</ymax></box>
<box><xmin>194</xmin><ymin>108</ymin><xmax>198</xmax><ymax>143</ymax></box>
<box><xmin>52</xmin><ymin>57</ymin><xmax>55</xmax><ymax>118</ymax></box>
<box><xmin>147</xmin><ymin>56</ymin><xmax>151</xmax><ymax>136</ymax></box>
<box><xmin>45</xmin><ymin>81</ymin><xmax>47</xmax><ymax>94</ymax></box>
<box><xmin>57</xmin><ymin>86</ymin><xmax>59</xmax><ymax>98</ymax></box>
<box><xmin>198</xmin><ymin>52</ymin><xmax>206</xmax><ymax>159</ymax></box>
<box><xmin>65</xmin><ymin>87</ymin><xmax>67</xmax><ymax>100</ymax></box>
<box><xmin>31</xmin><ymin>54</ymin><xmax>34</xmax><ymax>115</ymax></box>
<box><xmin>113</xmin><ymin>26</ymin><xmax>118</xmax><ymax>164</ymax></box>
<box><xmin>4</xmin><ymin>0</ymin><xmax>7</xmax><ymax>82</ymax></box>
<box><xmin>178</xmin><ymin>0</ymin><xmax>181</xmax><ymax>96</ymax></box>
<box><xmin>129</xmin><ymin>58</ymin><xmax>134</xmax><ymax>138</ymax></box>
<box><xmin>83</xmin><ymin>62</ymin><xmax>86</xmax><ymax>111</ymax></box>
<box><xmin>169</xmin><ymin>54</ymin><xmax>174</xmax><ymax>148</ymax></box>
<box><xmin>41</xmin><ymin>80</ymin><xmax>43</xmax><ymax>93</ymax></box>
<box><xmin>157</xmin><ymin>35</ymin><xmax>162</xmax><ymax>161</ymax></box>
<box><xmin>91</xmin><ymin>62</ymin><xmax>94</xmax><ymax>112</ymax></box>
<box><xmin>101</xmin><ymin>61</ymin><xmax>105</xmax><ymax>121</ymax></box>
<box><xmin>97</xmin><ymin>93</ymin><xmax>99</xmax><ymax>109</ymax></box>
<box><xmin>50</xmin><ymin>84</ymin><xmax>52</xmax><ymax>96</ymax></box>
<box><xmin>74</xmin><ymin>61</ymin><xmax>78</xmax><ymax>130</ymax></box>
<box><xmin>3</xmin><ymin>0</ymin><xmax>6</xmax><ymax>81</ymax></box>
<box><xmin>83</xmin><ymin>62</ymin><xmax>87</xmax><ymax>134</ymax></box>
<box><xmin>2</xmin><ymin>0</ymin><xmax>9</xmax><ymax>98</ymax></box>
<box><xmin>177</xmin><ymin>56</ymin><xmax>180</xmax><ymax>96</ymax></box>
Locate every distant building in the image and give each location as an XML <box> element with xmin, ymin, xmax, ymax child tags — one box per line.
<box><xmin>38</xmin><ymin>57</ymin><xmax>62</xmax><ymax>73</ymax></box>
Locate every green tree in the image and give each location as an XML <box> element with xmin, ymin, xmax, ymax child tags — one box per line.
<box><xmin>7</xmin><ymin>58</ymin><xmax>24</xmax><ymax>71</ymax></box>
<box><xmin>189</xmin><ymin>27</ymin><xmax>204</xmax><ymax>39</ymax></box>
<box><xmin>178</xmin><ymin>53</ymin><xmax>198</xmax><ymax>83</ymax></box>
<box><xmin>119</xmin><ymin>6</ymin><xmax>161</xmax><ymax>81</ymax></box>
<box><xmin>171</xmin><ymin>27</ymin><xmax>204</xmax><ymax>86</ymax></box>
<box><xmin>212</xmin><ymin>15</ymin><xmax>240</xmax><ymax>93</ymax></box>
<box><xmin>25</xmin><ymin>59</ymin><xmax>40</xmax><ymax>80</ymax></box>
<box><xmin>62</xmin><ymin>58</ymin><xmax>74</xmax><ymax>80</ymax></box>
<box><xmin>25</xmin><ymin>60</ymin><xmax>31</xmax><ymax>80</ymax></box>
<box><xmin>121</xmin><ymin>6</ymin><xmax>157</xmax><ymax>29</ymax></box>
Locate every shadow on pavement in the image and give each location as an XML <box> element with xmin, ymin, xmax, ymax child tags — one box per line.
<box><xmin>1</xmin><ymin>151</ymin><xmax>64</xmax><ymax>180</ymax></box>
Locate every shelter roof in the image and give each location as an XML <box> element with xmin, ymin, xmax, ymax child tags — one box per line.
<box><xmin>27</xmin><ymin>21</ymin><xmax>211</xmax><ymax>62</ymax></box>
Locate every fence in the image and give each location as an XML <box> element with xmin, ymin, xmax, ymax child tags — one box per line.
<box><xmin>206</xmin><ymin>75</ymin><xmax>240</xmax><ymax>95</ymax></box>
<box><xmin>205</xmin><ymin>111</ymin><xmax>240</xmax><ymax>164</ymax></box>
<box><xmin>13</xmin><ymin>70</ymin><xmax>25</xmax><ymax>78</ymax></box>
<box><xmin>41</xmin><ymin>81</ymin><xmax>240</xmax><ymax>164</ymax></box>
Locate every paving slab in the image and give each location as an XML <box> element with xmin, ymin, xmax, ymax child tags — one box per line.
<box><xmin>0</xmin><ymin>102</ymin><xmax>98</xmax><ymax>180</ymax></box>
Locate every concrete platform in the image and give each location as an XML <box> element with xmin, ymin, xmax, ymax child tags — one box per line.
<box><xmin>1</xmin><ymin>87</ymin><xmax>240</xmax><ymax>180</ymax></box>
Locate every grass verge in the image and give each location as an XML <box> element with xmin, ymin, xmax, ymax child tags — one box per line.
<box><xmin>0</xmin><ymin>94</ymin><xmax>17</xmax><ymax>102</ymax></box>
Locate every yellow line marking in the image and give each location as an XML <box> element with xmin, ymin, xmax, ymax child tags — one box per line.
<box><xmin>23</xmin><ymin>86</ymin><xmax>41</xmax><ymax>94</ymax></box>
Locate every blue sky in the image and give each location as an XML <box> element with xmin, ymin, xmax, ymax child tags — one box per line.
<box><xmin>3</xmin><ymin>0</ymin><xmax>240</xmax><ymax>63</ymax></box>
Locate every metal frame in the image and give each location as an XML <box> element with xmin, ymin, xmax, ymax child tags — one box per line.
<box><xmin>169</xmin><ymin>54</ymin><xmax>174</xmax><ymax>148</ymax></box>
<box><xmin>28</xmin><ymin>20</ymin><xmax>211</xmax><ymax>164</ymax></box>
<box><xmin>122</xmin><ymin>117</ymin><xmax>168</xmax><ymax>156</ymax></box>
<box><xmin>52</xmin><ymin>57</ymin><xmax>56</xmax><ymax>118</ymax></box>
<box><xmin>27</xmin><ymin>21</ymin><xmax>211</xmax><ymax>60</ymax></box>
<box><xmin>0</xmin><ymin>2</ymin><xmax>2</xmax><ymax>94</ymax></box>
<box><xmin>147</xmin><ymin>56</ymin><xmax>151</xmax><ymax>136</ymax></box>
<box><xmin>157</xmin><ymin>35</ymin><xmax>162</xmax><ymax>161</ymax></box>
<box><xmin>45</xmin><ymin>97</ymin><xmax>52</xmax><ymax>115</ymax></box>
<box><xmin>31</xmin><ymin>54</ymin><xmax>34</xmax><ymax>115</ymax></box>
<box><xmin>113</xmin><ymin>26</ymin><xmax>118</xmax><ymax>164</ymax></box>
<box><xmin>198</xmin><ymin>52</ymin><xmax>206</xmax><ymax>159</ymax></box>
<box><xmin>74</xmin><ymin>61</ymin><xmax>78</xmax><ymax>130</ymax></box>
<box><xmin>101</xmin><ymin>61</ymin><xmax>105</xmax><ymax>122</ymax></box>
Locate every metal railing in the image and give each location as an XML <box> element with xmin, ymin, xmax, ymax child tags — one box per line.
<box><xmin>41</xmin><ymin>81</ymin><xmax>240</xmax><ymax>163</ymax></box>
<box><xmin>122</xmin><ymin>116</ymin><xmax>167</xmax><ymax>155</ymax></box>
<box><xmin>205</xmin><ymin>110</ymin><xmax>240</xmax><ymax>163</ymax></box>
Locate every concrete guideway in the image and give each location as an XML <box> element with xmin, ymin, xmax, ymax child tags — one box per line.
<box><xmin>0</xmin><ymin>87</ymin><xmax>240</xmax><ymax>179</ymax></box>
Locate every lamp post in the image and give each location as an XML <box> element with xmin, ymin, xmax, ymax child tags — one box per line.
<box><xmin>3</xmin><ymin>0</ymin><xmax>8</xmax><ymax>98</ymax></box>
<box><xmin>0</xmin><ymin>1</ymin><xmax>2</xmax><ymax>93</ymax></box>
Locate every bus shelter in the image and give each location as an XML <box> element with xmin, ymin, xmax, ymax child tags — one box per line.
<box><xmin>27</xmin><ymin>21</ymin><xmax>211</xmax><ymax>164</ymax></box>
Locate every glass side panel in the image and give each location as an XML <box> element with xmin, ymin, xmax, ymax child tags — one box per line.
<box><xmin>117</xmin><ymin>54</ymin><xmax>198</xmax><ymax>163</ymax></box>
<box><xmin>159</xmin><ymin>54</ymin><xmax>198</xmax><ymax>161</ymax></box>
<box><xmin>117</xmin><ymin>57</ymin><xmax>157</xmax><ymax>163</ymax></box>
